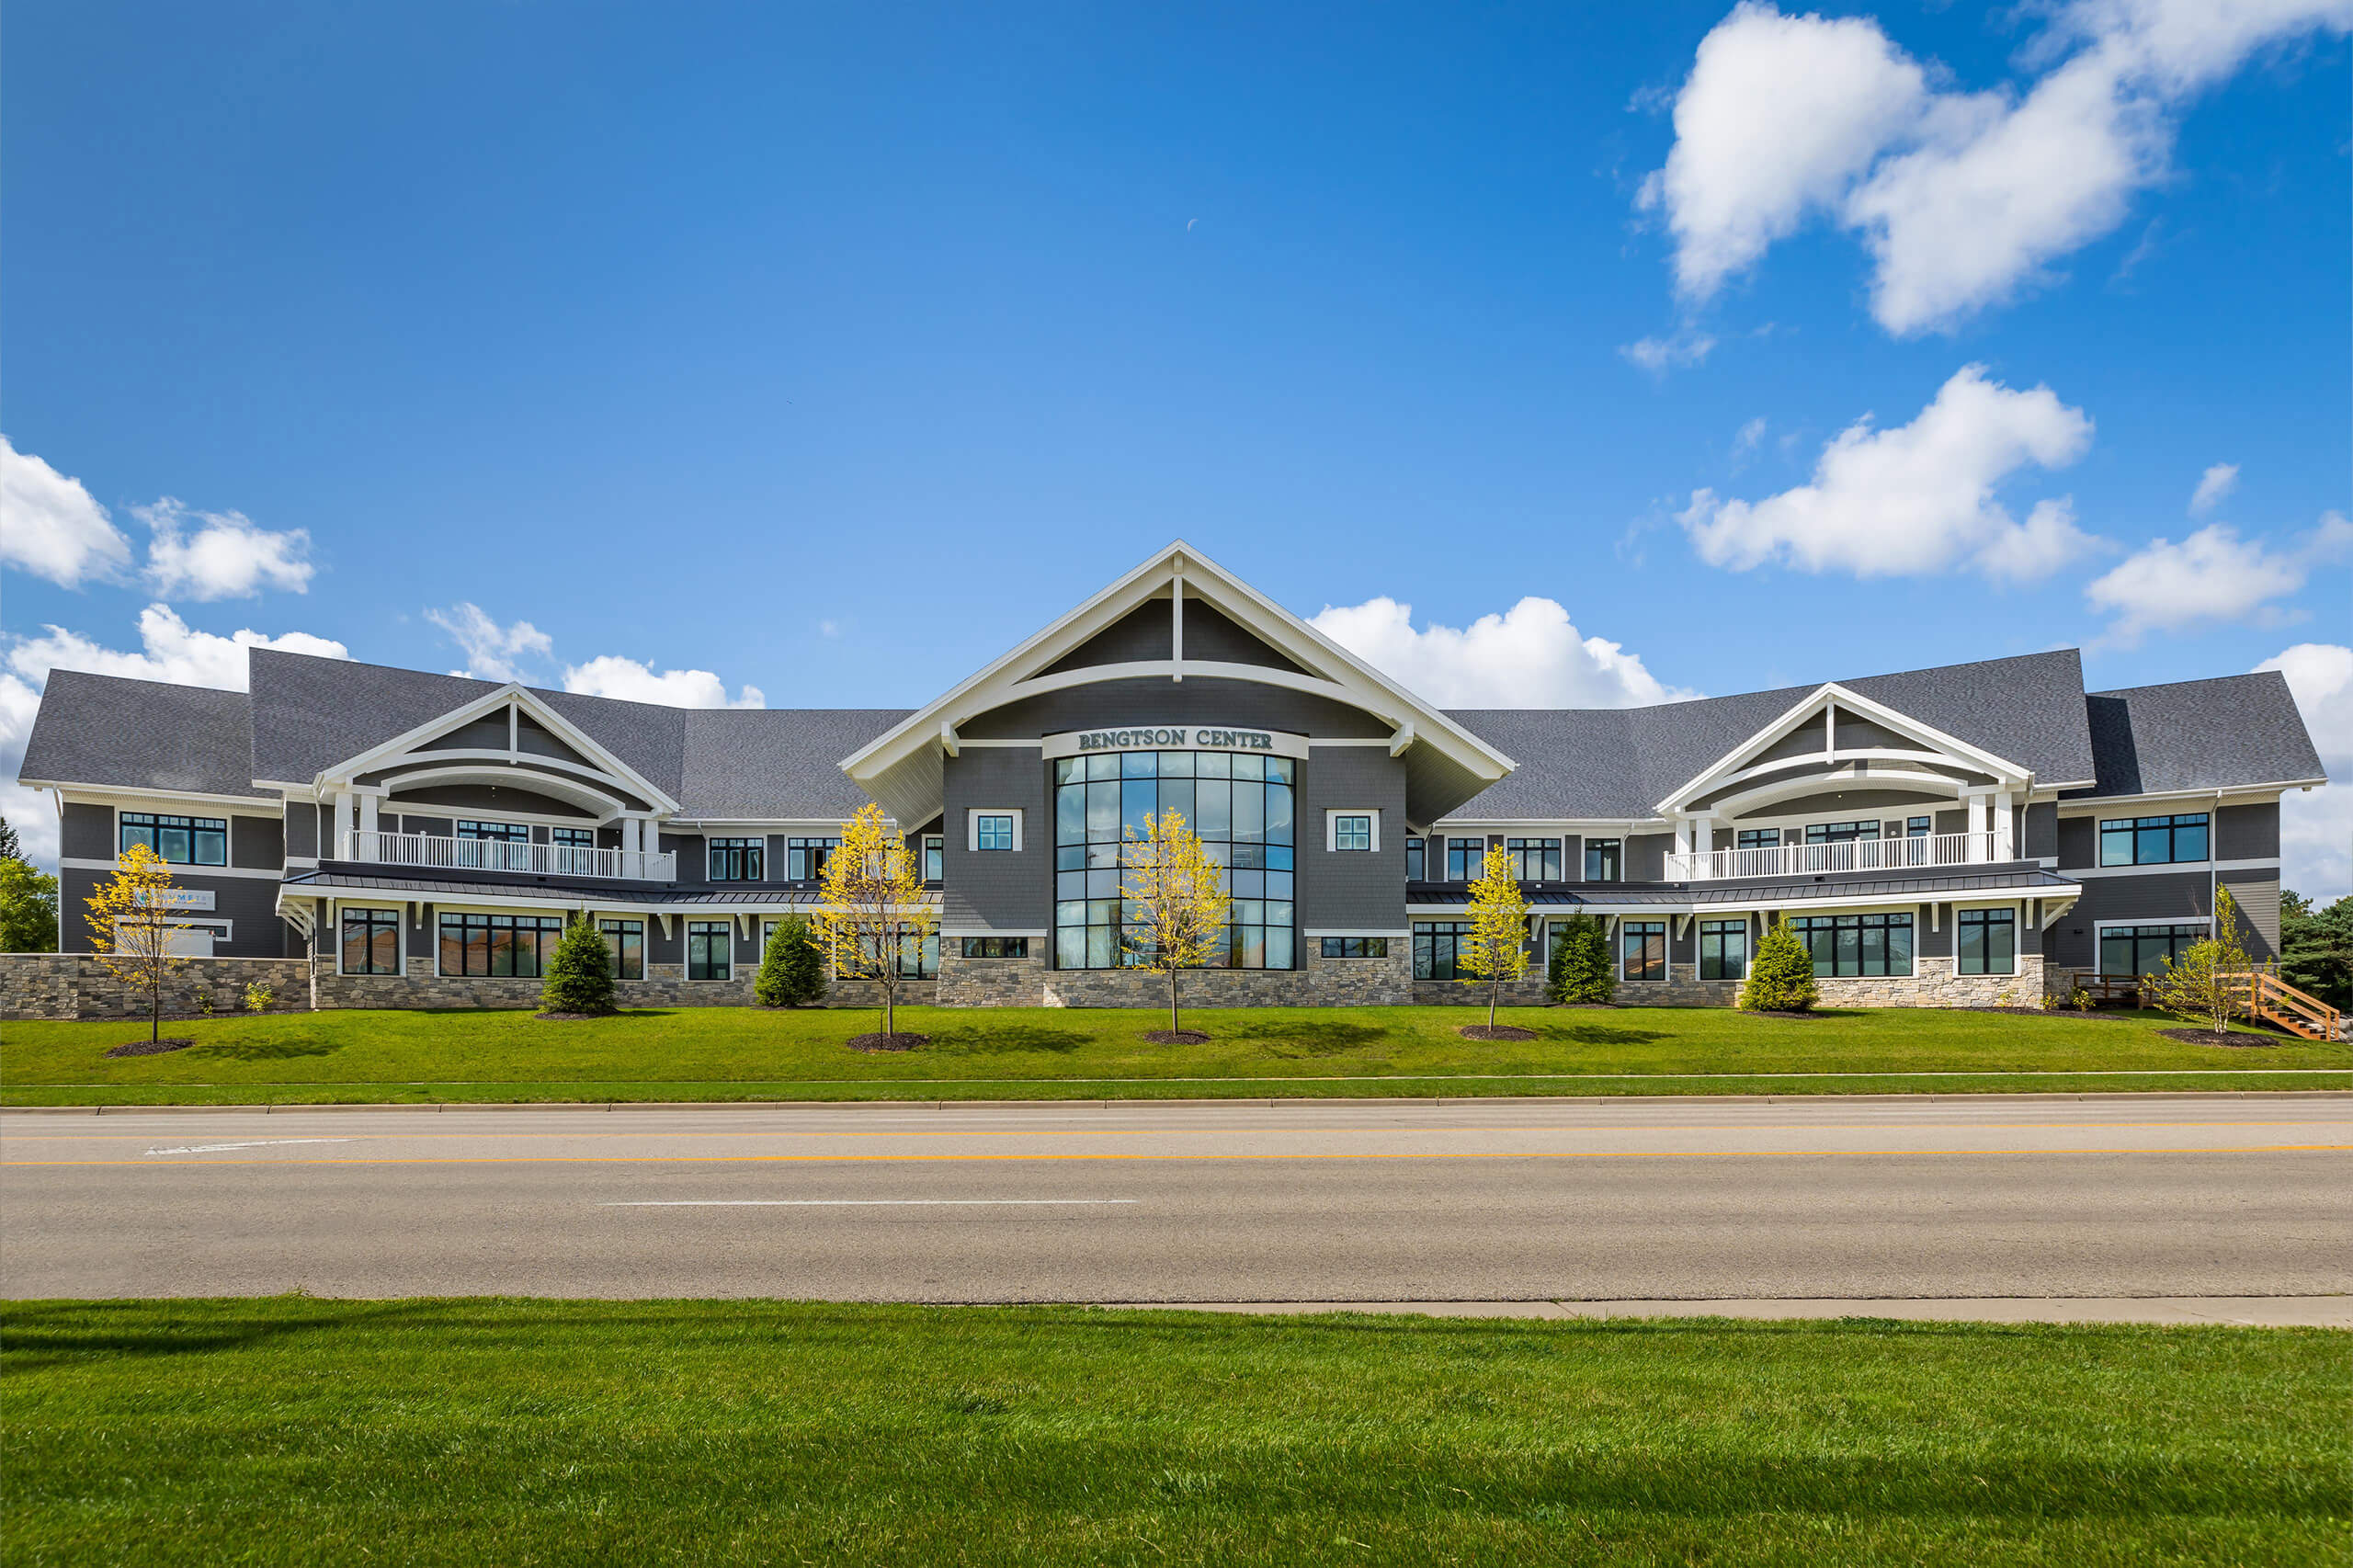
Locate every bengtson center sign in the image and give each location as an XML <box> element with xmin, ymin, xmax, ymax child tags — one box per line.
<box><xmin>1039</xmin><ymin>726</ymin><xmax>1313</xmax><ymax>761</ymax></box>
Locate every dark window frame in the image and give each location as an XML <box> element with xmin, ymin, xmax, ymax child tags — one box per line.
<box><xmin>1332</xmin><ymin>813</ymin><xmax>1373</xmax><ymax>853</ymax></box>
<box><xmin>455</xmin><ymin>818</ymin><xmax>530</xmax><ymax>843</ymax></box>
<box><xmin>1444</xmin><ymin>836</ymin><xmax>1490</xmax><ymax>881</ymax></box>
<box><xmin>959</xmin><ymin>936</ymin><xmax>1029</xmax><ymax>959</ymax></box>
<box><xmin>1957</xmin><ymin>906</ymin><xmax>2017</xmax><ymax>976</ymax></box>
<box><xmin>2098</xmin><ymin>812</ymin><xmax>2210</xmax><ymax>867</ymax></box>
<box><xmin>786</xmin><ymin>837</ymin><xmax>840</xmax><ymax>882</ymax></box>
<box><xmin>1506</xmin><ymin>837</ymin><xmax>1563</xmax><ymax>882</ymax></box>
<box><xmin>1404</xmin><ymin>837</ymin><xmax>1425</xmax><ymax>881</ymax></box>
<box><xmin>598</xmin><ymin>918</ymin><xmax>645</xmax><ymax>982</ymax></box>
<box><xmin>686</xmin><ymin>920</ymin><xmax>733</xmax><ymax>981</ymax></box>
<box><xmin>1698</xmin><ymin>918</ymin><xmax>1747</xmax><ymax>982</ymax></box>
<box><xmin>1621</xmin><ymin>919</ymin><xmax>1666</xmax><ymax>982</ymax></box>
<box><xmin>707</xmin><ymin>836</ymin><xmax>765</xmax><ymax>881</ymax></box>
<box><xmin>119</xmin><ymin>812</ymin><xmax>229</xmax><ymax>867</ymax></box>
<box><xmin>975</xmin><ymin>813</ymin><xmax>1017</xmax><ymax>852</ymax></box>
<box><xmin>1584</xmin><ymin>838</ymin><xmax>1622</xmax><ymax>882</ymax></box>
<box><xmin>1789</xmin><ymin>912</ymin><xmax>1915</xmax><ymax>977</ymax></box>
<box><xmin>340</xmin><ymin>906</ymin><xmax>401</xmax><ymax>975</ymax></box>
<box><xmin>2099</xmin><ymin>922</ymin><xmax>2208</xmax><ymax>977</ymax></box>
<box><xmin>437</xmin><ymin>912</ymin><xmax>565</xmax><ymax>978</ymax></box>
<box><xmin>1412</xmin><ymin>920</ymin><xmax>1472</xmax><ymax>980</ymax></box>
<box><xmin>1320</xmin><ymin>937</ymin><xmax>1390</xmax><ymax>960</ymax></box>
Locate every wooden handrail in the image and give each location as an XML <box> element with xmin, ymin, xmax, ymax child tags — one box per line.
<box><xmin>2220</xmin><ymin>971</ymin><xmax>2343</xmax><ymax>1041</ymax></box>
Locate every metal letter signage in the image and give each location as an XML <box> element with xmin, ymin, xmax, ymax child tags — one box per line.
<box><xmin>1039</xmin><ymin>726</ymin><xmax>1312</xmax><ymax>761</ymax></box>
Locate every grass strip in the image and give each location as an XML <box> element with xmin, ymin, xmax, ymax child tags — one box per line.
<box><xmin>5</xmin><ymin>1297</ymin><xmax>2345</xmax><ymax>1566</ymax></box>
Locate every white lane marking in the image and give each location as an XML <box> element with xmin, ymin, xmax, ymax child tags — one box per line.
<box><xmin>142</xmin><ymin>1138</ymin><xmax>355</xmax><ymax>1155</ymax></box>
<box><xmin>598</xmin><ymin>1199</ymin><xmax>1140</xmax><ymax>1207</ymax></box>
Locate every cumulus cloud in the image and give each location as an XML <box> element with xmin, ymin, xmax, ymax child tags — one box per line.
<box><xmin>140</xmin><ymin>497</ymin><xmax>314</xmax><ymax>599</ymax></box>
<box><xmin>1642</xmin><ymin>0</ymin><xmax>2353</xmax><ymax>335</ymax></box>
<box><xmin>563</xmin><ymin>655</ymin><xmax>765</xmax><ymax>710</ymax></box>
<box><xmin>2188</xmin><ymin>461</ymin><xmax>2239</xmax><ymax>516</ymax></box>
<box><xmin>2086</xmin><ymin>511</ymin><xmax>2353</xmax><ymax>645</ymax></box>
<box><xmin>1309</xmin><ymin>597</ymin><xmax>1695</xmax><ymax>709</ymax></box>
<box><xmin>0</xmin><ymin>437</ymin><xmax>132</xmax><ymax>588</ymax></box>
<box><xmin>2257</xmin><ymin>642</ymin><xmax>2353</xmax><ymax>901</ymax></box>
<box><xmin>426</xmin><ymin>602</ymin><xmax>555</xmax><ymax>683</ymax></box>
<box><xmin>1619</xmin><ymin>330</ymin><xmax>1717</xmax><ymax>375</ymax></box>
<box><xmin>1676</xmin><ymin>364</ymin><xmax>2100</xmax><ymax>580</ymax></box>
<box><xmin>2</xmin><ymin>608</ymin><xmax>349</xmax><ymax>869</ymax></box>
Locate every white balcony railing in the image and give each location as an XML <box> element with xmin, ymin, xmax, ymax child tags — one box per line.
<box><xmin>1665</xmin><ymin>830</ymin><xmax>2008</xmax><ymax>883</ymax></box>
<box><xmin>337</xmin><ymin>829</ymin><xmax>676</xmax><ymax>882</ymax></box>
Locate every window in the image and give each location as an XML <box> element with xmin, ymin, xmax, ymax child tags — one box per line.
<box><xmin>786</xmin><ymin>837</ymin><xmax>839</xmax><ymax>881</ymax></box>
<box><xmin>898</xmin><ymin>926</ymin><xmax>938</xmax><ymax>978</ymax></box>
<box><xmin>687</xmin><ymin>921</ymin><xmax>733</xmax><ymax>981</ymax></box>
<box><xmin>1506</xmin><ymin>837</ymin><xmax>1563</xmax><ymax>881</ymax></box>
<box><xmin>1957</xmin><ymin>907</ymin><xmax>2017</xmax><ymax>976</ymax></box>
<box><xmin>708</xmin><ymin>836</ymin><xmax>764</xmax><ymax>881</ymax></box>
<box><xmin>1584</xmin><ymin>838</ymin><xmax>1621</xmax><ymax>882</ymax></box>
<box><xmin>2099</xmin><ymin>813</ymin><xmax>2210</xmax><ymax>867</ymax></box>
<box><xmin>1404</xmin><ymin>837</ymin><xmax>1425</xmax><ymax>881</ymax></box>
<box><xmin>923</xmin><ymin>835</ymin><xmax>944</xmax><ymax>881</ymax></box>
<box><xmin>340</xmin><ymin>907</ymin><xmax>400</xmax><ymax>975</ymax></box>
<box><xmin>974</xmin><ymin>812</ymin><xmax>1017</xmax><ymax>852</ymax></box>
<box><xmin>960</xmin><ymin>936</ymin><xmax>1029</xmax><ymax>959</ymax></box>
<box><xmin>1445</xmin><ymin>836</ymin><xmax>1490</xmax><ymax>881</ymax></box>
<box><xmin>1412</xmin><ymin>920</ymin><xmax>1472</xmax><ymax>980</ymax></box>
<box><xmin>1699</xmin><ymin>918</ymin><xmax>1746</xmax><ymax>981</ymax></box>
<box><xmin>1331</xmin><ymin>812</ymin><xmax>1374</xmax><ymax>852</ymax></box>
<box><xmin>1789</xmin><ymin>913</ymin><xmax>1915</xmax><ymax>977</ymax></box>
<box><xmin>1805</xmin><ymin>820</ymin><xmax>1879</xmax><ymax>845</ymax></box>
<box><xmin>119</xmin><ymin>812</ymin><xmax>227</xmax><ymax>867</ymax></box>
<box><xmin>599</xmin><ymin>918</ymin><xmax>644</xmax><ymax>981</ymax></box>
<box><xmin>1621</xmin><ymin>920</ymin><xmax>1665</xmax><ymax>981</ymax></box>
<box><xmin>551</xmin><ymin>827</ymin><xmax>594</xmax><ymax>848</ymax></box>
<box><xmin>456</xmin><ymin>819</ymin><xmax>529</xmax><ymax>842</ymax></box>
<box><xmin>2100</xmin><ymin>922</ymin><xmax>2207</xmax><ymax>977</ymax></box>
<box><xmin>1053</xmin><ymin>749</ymin><xmax>1295</xmax><ymax>971</ymax></box>
<box><xmin>1736</xmin><ymin>828</ymin><xmax>1782</xmax><ymax>851</ymax></box>
<box><xmin>438</xmin><ymin>913</ymin><xmax>565</xmax><ymax>977</ymax></box>
<box><xmin>1320</xmin><ymin>937</ymin><xmax>1390</xmax><ymax>959</ymax></box>
<box><xmin>1905</xmin><ymin>816</ymin><xmax>1933</xmax><ymax>836</ymax></box>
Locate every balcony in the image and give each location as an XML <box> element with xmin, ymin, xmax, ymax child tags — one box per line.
<box><xmin>1665</xmin><ymin>830</ymin><xmax>2010</xmax><ymax>882</ymax></box>
<box><xmin>336</xmin><ymin>829</ymin><xmax>676</xmax><ymax>882</ymax></box>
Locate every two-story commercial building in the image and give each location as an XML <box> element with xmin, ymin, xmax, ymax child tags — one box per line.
<box><xmin>17</xmin><ymin>542</ymin><xmax>2326</xmax><ymax>1008</ymax></box>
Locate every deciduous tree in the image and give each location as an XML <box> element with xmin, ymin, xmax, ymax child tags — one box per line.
<box><xmin>1119</xmin><ymin>810</ymin><xmax>1229</xmax><ymax>1040</ymax></box>
<box><xmin>816</xmin><ymin>804</ymin><xmax>937</xmax><ymax>1043</ymax></box>
<box><xmin>1458</xmin><ymin>845</ymin><xmax>1530</xmax><ymax>1030</ymax></box>
<box><xmin>84</xmin><ymin>845</ymin><xmax>190</xmax><ymax>1045</ymax></box>
<box><xmin>0</xmin><ymin>857</ymin><xmax>60</xmax><ymax>953</ymax></box>
<box><xmin>2148</xmin><ymin>884</ymin><xmax>2254</xmax><ymax>1036</ymax></box>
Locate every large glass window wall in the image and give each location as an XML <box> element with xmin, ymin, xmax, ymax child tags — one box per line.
<box><xmin>1051</xmin><ymin>750</ymin><xmax>1295</xmax><ymax>970</ymax></box>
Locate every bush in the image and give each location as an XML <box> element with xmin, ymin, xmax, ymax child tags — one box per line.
<box><xmin>1546</xmin><ymin>914</ymin><xmax>1616</xmax><ymax>1005</ymax></box>
<box><xmin>541</xmin><ymin>917</ymin><xmax>618</xmax><ymax>1017</ymax></box>
<box><xmin>756</xmin><ymin>915</ymin><xmax>827</xmax><ymax>1008</ymax></box>
<box><xmin>242</xmin><ymin>983</ymin><xmax>276</xmax><ymax>1015</ymax></box>
<box><xmin>1738</xmin><ymin>917</ymin><xmax>1819</xmax><ymax>1013</ymax></box>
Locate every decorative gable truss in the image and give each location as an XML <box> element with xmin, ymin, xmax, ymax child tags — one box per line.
<box><xmin>303</xmin><ymin>682</ymin><xmax>682</xmax><ymax>862</ymax></box>
<box><xmin>841</xmin><ymin>540</ymin><xmax>1516</xmax><ymax>829</ymax></box>
<box><xmin>1654</xmin><ymin>682</ymin><xmax>2040</xmax><ymax>874</ymax></box>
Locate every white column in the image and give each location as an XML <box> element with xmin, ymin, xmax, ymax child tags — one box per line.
<box><xmin>1993</xmin><ymin>792</ymin><xmax>2016</xmax><ymax>860</ymax></box>
<box><xmin>1966</xmin><ymin>793</ymin><xmax>1988</xmax><ymax>843</ymax></box>
<box><xmin>334</xmin><ymin>790</ymin><xmax>355</xmax><ymax>858</ymax></box>
<box><xmin>358</xmin><ymin>793</ymin><xmax>380</xmax><ymax>841</ymax></box>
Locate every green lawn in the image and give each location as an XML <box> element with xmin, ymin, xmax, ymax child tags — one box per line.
<box><xmin>3</xmin><ymin>1003</ymin><xmax>2347</xmax><ymax>1106</ymax></box>
<box><xmin>4</xmin><ymin>1299</ymin><xmax>2343</xmax><ymax>1566</ymax></box>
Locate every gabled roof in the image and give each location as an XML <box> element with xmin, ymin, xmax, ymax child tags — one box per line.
<box><xmin>17</xmin><ymin>670</ymin><xmax>273</xmax><ymax>801</ymax></box>
<box><xmin>677</xmin><ymin>707</ymin><xmax>911</xmax><ymax>820</ymax></box>
<box><xmin>2073</xmin><ymin>672</ymin><xmax>2326</xmax><ymax>799</ymax></box>
<box><xmin>1441</xmin><ymin>650</ymin><xmax>2099</xmax><ymax>821</ymax></box>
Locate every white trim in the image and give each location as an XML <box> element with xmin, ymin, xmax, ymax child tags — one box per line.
<box><xmin>333</xmin><ymin>902</ymin><xmax>407</xmax><ymax>978</ymax></box>
<box><xmin>1616</xmin><ymin>914</ymin><xmax>1669</xmax><ymax>983</ymax></box>
<box><xmin>1324</xmin><ymin>808</ymin><xmax>1380</xmax><ymax>853</ymax></box>
<box><xmin>2065</xmin><ymin>855</ymin><xmax>2278</xmax><ymax>880</ymax></box>
<box><xmin>377</xmin><ymin>764</ymin><xmax>635</xmax><ymax>819</ymax></box>
<box><xmin>2213</xmin><ymin>858</ymin><xmax>2284</xmax><ymax>875</ymax></box>
<box><xmin>1655</xmin><ymin>681</ymin><xmax>2029</xmax><ymax>816</ymax></box>
<box><xmin>954</xmin><ymin>738</ymin><xmax>1043</xmax><ymax>749</ymax></box>
<box><xmin>61</xmin><ymin>858</ymin><xmax>282</xmax><ymax>880</ymax></box>
<box><xmin>1304</xmin><ymin>928</ymin><xmax>1410</xmax><ymax>938</ymax></box>
<box><xmin>2057</xmin><ymin>785</ymin><xmax>2308</xmax><ymax>815</ymax></box>
<box><xmin>967</xmin><ymin>808</ymin><xmax>1024</xmax><ymax>853</ymax></box>
<box><xmin>941</xmin><ymin>926</ymin><xmax>1049</xmax><ymax>938</ymax></box>
<box><xmin>315</xmin><ymin>684</ymin><xmax>683</xmax><ymax>814</ymax></box>
<box><xmin>45</xmin><ymin>783</ymin><xmax>278</xmax><ymax>811</ymax></box>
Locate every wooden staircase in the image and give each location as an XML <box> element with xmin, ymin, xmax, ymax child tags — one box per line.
<box><xmin>2222</xmin><ymin>971</ymin><xmax>2345</xmax><ymax>1041</ymax></box>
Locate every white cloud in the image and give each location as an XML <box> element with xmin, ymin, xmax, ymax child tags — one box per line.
<box><xmin>1731</xmin><ymin>416</ymin><xmax>1768</xmax><ymax>461</ymax></box>
<box><xmin>562</xmin><ymin>655</ymin><xmax>765</xmax><ymax>710</ymax></box>
<box><xmin>2086</xmin><ymin>511</ymin><xmax>2353</xmax><ymax>645</ymax></box>
<box><xmin>426</xmin><ymin>602</ymin><xmax>554</xmax><ymax>683</ymax></box>
<box><xmin>1309</xmin><ymin>596</ymin><xmax>1695</xmax><ymax>709</ymax></box>
<box><xmin>1619</xmin><ymin>330</ymin><xmax>1716</xmax><ymax>375</ymax></box>
<box><xmin>1677</xmin><ymin>364</ymin><xmax>2100</xmax><ymax>580</ymax></box>
<box><xmin>139</xmin><ymin>497</ymin><xmax>314</xmax><ymax>600</ymax></box>
<box><xmin>1642</xmin><ymin>0</ymin><xmax>2353</xmax><ymax>335</ymax></box>
<box><xmin>2188</xmin><ymin>462</ymin><xmax>2239</xmax><ymax>516</ymax></box>
<box><xmin>2</xmin><ymin>608</ymin><xmax>349</xmax><ymax>870</ymax></box>
<box><xmin>2256</xmin><ymin>642</ymin><xmax>2353</xmax><ymax>901</ymax></box>
<box><xmin>0</xmin><ymin>437</ymin><xmax>131</xmax><ymax>588</ymax></box>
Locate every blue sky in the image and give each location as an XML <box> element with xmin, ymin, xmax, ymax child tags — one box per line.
<box><xmin>3</xmin><ymin>1</ymin><xmax>2347</xmax><ymax>888</ymax></box>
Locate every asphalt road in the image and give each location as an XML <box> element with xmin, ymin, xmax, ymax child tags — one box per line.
<box><xmin>4</xmin><ymin>1095</ymin><xmax>2347</xmax><ymax>1311</ymax></box>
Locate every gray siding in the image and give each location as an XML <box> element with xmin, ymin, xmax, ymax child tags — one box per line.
<box><xmin>58</xmin><ymin>864</ymin><xmax>290</xmax><ymax>959</ymax></box>
<box><xmin>1916</xmin><ymin>903</ymin><xmax>1951</xmax><ymax>959</ymax></box>
<box><xmin>1299</xmin><ymin>749</ymin><xmax>1409</xmax><ymax>930</ymax></box>
<box><xmin>2220</xmin><ymin>869</ymin><xmax>2281</xmax><ymax>959</ymax></box>
<box><xmin>62</xmin><ymin>802</ymin><xmax>113</xmax><ymax>860</ymax></box>
<box><xmin>959</xmin><ymin>676</ymin><xmax>1390</xmax><ymax>741</ymax></box>
<box><xmin>2216</xmin><ymin>801</ymin><xmax>2279</xmax><ymax>859</ymax></box>
<box><xmin>389</xmin><ymin>782</ymin><xmax>592</xmax><ymax>818</ymax></box>
<box><xmin>1626</xmin><ymin>833</ymin><xmax>1670</xmax><ymax>882</ymax></box>
<box><xmin>230</xmin><ymin>814</ymin><xmax>284</xmax><ymax>870</ymax></box>
<box><xmin>419</xmin><ymin>715</ymin><xmax>510</xmax><ymax>751</ymax></box>
<box><xmin>2022</xmin><ymin>801</ymin><xmax>2057</xmax><ymax>860</ymax></box>
<box><xmin>514</xmin><ymin>713</ymin><xmax>591</xmax><ymax>766</ymax></box>
<box><xmin>1038</xmin><ymin>599</ymin><xmax>1171</xmax><ymax>675</ymax></box>
<box><xmin>1743</xmin><ymin>788</ymin><xmax>1949</xmax><ymax>819</ymax></box>
<box><xmin>286</xmin><ymin>801</ymin><xmax>322</xmax><ymax>859</ymax></box>
<box><xmin>2056</xmin><ymin>814</ymin><xmax>2095</xmax><ymax>869</ymax></box>
<box><xmin>2045</xmin><ymin>869</ymin><xmax>2215</xmax><ymax>969</ymax></box>
<box><xmin>940</xmin><ymin>748</ymin><xmax>1050</xmax><ymax>931</ymax></box>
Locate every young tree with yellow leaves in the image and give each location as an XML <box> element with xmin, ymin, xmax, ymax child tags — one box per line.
<box><xmin>85</xmin><ymin>844</ymin><xmax>193</xmax><ymax>1046</ymax></box>
<box><xmin>816</xmin><ymin>802</ymin><xmax>938</xmax><ymax>1045</ymax></box>
<box><xmin>1458</xmin><ymin>843</ymin><xmax>1531</xmax><ymax>1032</ymax></box>
<box><xmin>1120</xmin><ymin>810</ymin><xmax>1230</xmax><ymax>1040</ymax></box>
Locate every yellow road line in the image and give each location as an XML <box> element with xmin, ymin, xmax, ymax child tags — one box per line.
<box><xmin>6</xmin><ymin>1143</ymin><xmax>2347</xmax><ymax>1167</ymax></box>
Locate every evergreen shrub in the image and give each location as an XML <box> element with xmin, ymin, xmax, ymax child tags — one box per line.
<box><xmin>542</xmin><ymin>916</ymin><xmax>618</xmax><ymax>1017</ymax></box>
<box><xmin>1547</xmin><ymin>914</ymin><xmax>1616</xmax><ymax>1004</ymax></box>
<box><xmin>756</xmin><ymin>915</ymin><xmax>827</xmax><ymax>1008</ymax></box>
<box><xmin>1738</xmin><ymin>917</ymin><xmax>1819</xmax><ymax>1013</ymax></box>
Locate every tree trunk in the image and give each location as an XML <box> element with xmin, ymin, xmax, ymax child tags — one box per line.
<box><xmin>1488</xmin><ymin>975</ymin><xmax>1499</xmax><ymax>1030</ymax></box>
<box><xmin>881</xmin><ymin>975</ymin><xmax>892</xmax><ymax>1040</ymax></box>
<box><xmin>1170</xmin><ymin>965</ymin><xmax>1180</xmax><ymax>1036</ymax></box>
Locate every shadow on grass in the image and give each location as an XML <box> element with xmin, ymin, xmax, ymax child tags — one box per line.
<box><xmin>1532</xmin><ymin>1025</ymin><xmax>1670</xmax><ymax>1046</ymax></box>
<box><xmin>925</xmin><ymin>1026</ymin><xmax>1094</xmax><ymax>1056</ymax></box>
<box><xmin>0</xmin><ymin>1298</ymin><xmax>443</xmax><ymax>1372</ymax></box>
<box><xmin>191</xmin><ymin>1036</ymin><xmax>344</xmax><ymax>1062</ymax></box>
<box><xmin>1226</xmin><ymin>1020</ymin><xmax>1390</xmax><ymax>1056</ymax></box>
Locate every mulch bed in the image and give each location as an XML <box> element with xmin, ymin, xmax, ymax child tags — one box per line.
<box><xmin>104</xmin><ymin>1038</ymin><xmax>197</xmax><ymax>1058</ymax></box>
<box><xmin>846</xmin><ymin>1032</ymin><xmax>931</xmax><ymax>1052</ymax></box>
<box><xmin>1458</xmin><ymin>1025</ymin><xmax>1540</xmax><ymax>1041</ymax></box>
<box><xmin>2157</xmin><ymin>1026</ymin><xmax>2298</xmax><ymax>1048</ymax></box>
<box><xmin>1141</xmin><ymin>1029</ymin><xmax>1211</xmax><ymax>1045</ymax></box>
<box><xmin>535</xmin><ymin>1010</ymin><xmax>618</xmax><ymax>1022</ymax></box>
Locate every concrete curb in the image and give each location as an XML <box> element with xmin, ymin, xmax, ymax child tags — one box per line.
<box><xmin>5</xmin><ymin>1088</ymin><xmax>2349</xmax><ymax>1115</ymax></box>
<box><xmin>1095</xmin><ymin>1296</ymin><xmax>2353</xmax><ymax>1328</ymax></box>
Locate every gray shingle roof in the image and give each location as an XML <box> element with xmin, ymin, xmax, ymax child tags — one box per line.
<box><xmin>2072</xmin><ymin>672</ymin><xmax>2326</xmax><ymax>798</ymax></box>
<box><xmin>1441</xmin><ymin>650</ymin><xmax>2099</xmax><ymax>819</ymax></box>
<box><xmin>676</xmin><ymin>707</ymin><xmax>911</xmax><ymax>819</ymax></box>
<box><xmin>17</xmin><ymin>670</ymin><xmax>272</xmax><ymax>800</ymax></box>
